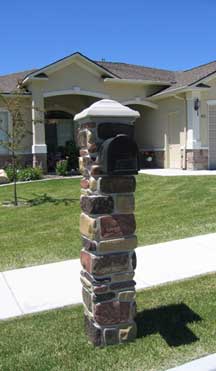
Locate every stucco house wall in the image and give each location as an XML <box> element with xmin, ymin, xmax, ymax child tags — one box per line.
<box><xmin>1</xmin><ymin>52</ymin><xmax>216</xmax><ymax>171</ymax></box>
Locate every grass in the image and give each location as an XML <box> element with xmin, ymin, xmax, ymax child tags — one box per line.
<box><xmin>1</xmin><ymin>174</ymin><xmax>216</xmax><ymax>271</ymax></box>
<box><xmin>0</xmin><ymin>273</ymin><xmax>216</xmax><ymax>371</ymax></box>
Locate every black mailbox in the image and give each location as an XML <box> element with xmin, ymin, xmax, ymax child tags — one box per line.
<box><xmin>98</xmin><ymin>134</ymin><xmax>140</xmax><ymax>175</ymax></box>
<box><xmin>98</xmin><ymin>122</ymin><xmax>134</xmax><ymax>140</ymax></box>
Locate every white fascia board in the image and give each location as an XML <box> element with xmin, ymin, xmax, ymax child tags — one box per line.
<box><xmin>122</xmin><ymin>99</ymin><xmax>158</xmax><ymax>109</ymax></box>
<box><xmin>22</xmin><ymin>53</ymin><xmax>116</xmax><ymax>85</ymax></box>
<box><xmin>104</xmin><ymin>78</ymin><xmax>171</xmax><ymax>86</ymax></box>
<box><xmin>150</xmin><ymin>86</ymin><xmax>188</xmax><ymax>100</ymax></box>
<box><xmin>150</xmin><ymin>85</ymin><xmax>206</xmax><ymax>101</ymax></box>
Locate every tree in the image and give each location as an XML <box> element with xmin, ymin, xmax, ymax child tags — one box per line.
<box><xmin>0</xmin><ymin>90</ymin><xmax>32</xmax><ymax>206</ymax></box>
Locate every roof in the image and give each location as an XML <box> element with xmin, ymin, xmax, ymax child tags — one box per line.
<box><xmin>0</xmin><ymin>70</ymin><xmax>36</xmax><ymax>93</ymax></box>
<box><xmin>152</xmin><ymin>60</ymin><xmax>216</xmax><ymax>97</ymax></box>
<box><xmin>1</xmin><ymin>54</ymin><xmax>216</xmax><ymax>97</ymax></box>
<box><xmin>96</xmin><ymin>61</ymin><xmax>175</xmax><ymax>83</ymax></box>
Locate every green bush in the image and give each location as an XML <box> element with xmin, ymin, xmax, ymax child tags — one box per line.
<box><xmin>5</xmin><ymin>165</ymin><xmax>43</xmax><ymax>182</ymax></box>
<box><xmin>56</xmin><ymin>159</ymin><xmax>68</xmax><ymax>176</ymax></box>
<box><xmin>4</xmin><ymin>164</ymin><xmax>14</xmax><ymax>182</ymax></box>
<box><xmin>17</xmin><ymin>167</ymin><xmax>43</xmax><ymax>181</ymax></box>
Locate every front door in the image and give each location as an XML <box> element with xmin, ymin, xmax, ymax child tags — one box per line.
<box><xmin>45</xmin><ymin>110</ymin><xmax>74</xmax><ymax>171</ymax></box>
<box><xmin>208</xmin><ymin>103</ymin><xmax>216</xmax><ymax>169</ymax></box>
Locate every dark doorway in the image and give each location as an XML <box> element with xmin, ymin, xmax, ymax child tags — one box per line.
<box><xmin>45</xmin><ymin>110</ymin><xmax>75</xmax><ymax>171</ymax></box>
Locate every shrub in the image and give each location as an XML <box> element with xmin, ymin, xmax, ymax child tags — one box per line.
<box><xmin>4</xmin><ymin>165</ymin><xmax>43</xmax><ymax>182</ymax></box>
<box><xmin>17</xmin><ymin>167</ymin><xmax>43</xmax><ymax>181</ymax></box>
<box><xmin>4</xmin><ymin>164</ymin><xmax>14</xmax><ymax>182</ymax></box>
<box><xmin>56</xmin><ymin>159</ymin><xmax>68</xmax><ymax>176</ymax></box>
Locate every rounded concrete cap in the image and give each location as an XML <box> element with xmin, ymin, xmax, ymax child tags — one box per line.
<box><xmin>74</xmin><ymin>99</ymin><xmax>140</xmax><ymax>121</ymax></box>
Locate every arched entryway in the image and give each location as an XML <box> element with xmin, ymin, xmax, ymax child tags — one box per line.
<box><xmin>45</xmin><ymin>110</ymin><xmax>77</xmax><ymax>171</ymax></box>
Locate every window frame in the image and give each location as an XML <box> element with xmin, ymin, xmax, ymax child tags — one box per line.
<box><xmin>0</xmin><ymin>108</ymin><xmax>11</xmax><ymax>155</ymax></box>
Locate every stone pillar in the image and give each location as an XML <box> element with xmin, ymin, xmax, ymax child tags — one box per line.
<box><xmin>32</xmin><ymin>90</ymin><xmax>47</xmax><ymax>171</ymax></box>
<box><xmin>74</xmin><ymin>99</ymin><xmax>140</xmax><ymax>346</ymax></box>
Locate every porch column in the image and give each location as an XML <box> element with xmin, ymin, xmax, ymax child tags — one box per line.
<box><xmin>186</xmin><ymin>91</ymin><xmax>201</xmax><ymax>149</ymax></box>
<box><xmin>186</xmin><ymin>91</ymin><xmax>201</xmax><ymax>169</ymax></box>
<box><xmin>32</xmin><ymin>91</ymin><xmax>47</xmax><ymax>171</ymax></box>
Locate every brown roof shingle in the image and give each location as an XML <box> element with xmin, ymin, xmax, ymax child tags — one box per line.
<box><xmin>0</xmin><ymin>70</ymin><xmax>36</xmax><ymax>93</ymax></box>
<box><xmin>97</xmin><ymin>61</ymin><xmax>175</xmax><ymax>83</ymax></box>
<box><xmin>153</xmin><ymin>60</ymin><xmax>216</xmax><ymax>96</ymax></box>
<box><xmin>2</xmin><ymin>58</ymin><xmax>216</xmax><ymax>96</ymax></box>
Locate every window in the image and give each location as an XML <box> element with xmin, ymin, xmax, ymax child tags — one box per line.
<box><xmin>0</xmin><ymin>111</ymin><xmax>9</xmax><ymax>154</ymax></box>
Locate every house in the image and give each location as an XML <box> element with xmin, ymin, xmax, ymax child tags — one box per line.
<box><xmin>1</xmin><ymin>51</ymin><xmax>216</xmax><ymax>171</ymax></box>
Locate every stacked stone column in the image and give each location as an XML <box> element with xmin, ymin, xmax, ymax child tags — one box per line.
<box><xmin>74</xmin><ymin>99</ymin><xmax>140</xmax><ymax>346</ymax></box>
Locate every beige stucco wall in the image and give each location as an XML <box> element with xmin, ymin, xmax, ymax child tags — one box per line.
<box><xmin>131</xmin><ymin>97</ymin><xmax>186</xmax><ymax>150</ymax></box>
<box><xmin>28</xmin><ymin>62</ymin><xmax>148</xmax><ymax>104</ymax></box>
<box><xmin>200</xmin><ymin>78</ymin><xmax>216</xmax><ymax>147</ymax></box>
<box><xmin>0</xmin><ymin>96</ymin><xmax>32</xmax><ymax>154</ymax></box>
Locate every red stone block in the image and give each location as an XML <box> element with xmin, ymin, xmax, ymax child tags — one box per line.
<box><xmin>94</xmin><ymin>301</ymin><xmax>120</xmax><ymax>325</ymax></box>
<box><xmin>100</xmin><ymin>214</ymin><xmax>136</xmax><ymax>239</ymax></box>
<box><xmin>94</xmin><ymin>301</ymin><xmax>131</xmax><ymax>325</ymax></box>
<box><xmin>120</xmin><ymin>302</ymin><xmax>131</xmax><ymax>322</ymax></box>
<box><xmin>84</xmin><ymin>315</ymin><xmax>102</xmax><ymax>346</ymax></box>
<box><xmin>80</xmin><ymin>195</ymin><xmax>114</xmax><ymax>215</ymax></box>
<box><xmin>92</xmin><ymin>252</ymin><xmax>130</xmax><ymax>276</ymax></box>
<box><xmin>80</xmin><ymin>250</ymin><xmax>92</xmax><ymax>273</ymax></box>
<box><xmin>88</xmin><ymin>143</ymin><xmax>97</xmax><ymax>153</ymax></box>
<box><xmin>79</xmin><ymin>149</ymin><xmax>89</xmax><ymax>156</ymax></box>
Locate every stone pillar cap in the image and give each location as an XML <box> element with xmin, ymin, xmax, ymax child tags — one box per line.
<box><xmin>74</xmin><ymin>99</ymin><xmax>140</xmax><ymax>122</ymax></box>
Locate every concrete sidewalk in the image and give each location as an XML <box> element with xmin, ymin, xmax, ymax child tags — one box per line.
<box><xmin>1</xmin><ymin>232</ymin><xmax>216</xmax><ymax>320</ymax></box>
<box><xmin>139</xmin><ymin>168</ymin><xmax>216</xmax><ymax>176</ymax></box>
<box><xmin>167</xmin><ymin>353</ymin><xmax>216</xmax><ymax>371</ymax></box>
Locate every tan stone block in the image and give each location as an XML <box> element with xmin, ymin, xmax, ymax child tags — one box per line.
<box><xmin>118</xmin><ymin>291</ymin><xmax>136</xmax><ymax>301</ymax></box>
<box><xmin>79</xmin><ymin>156</ymin><xmax>92</xmax><ymax>175</ymax></box>
<box><xmin>119</xmin><ymin>323</ymin><xmax>137</xmax><ymax>343</ymax></box>
<box><xmin>82</xmin><ymin>287</ymin><xmax>93</xmax><ymax>313</ymax></box>
<box><xmin>86</xmin><ymin>129</ymin><xmax>95</xmax><ymax>144</ymax></box>
<box><xmin>89</xmin><ymin>177</ymin><xmax>98</xmax><ymax>191</ymax></box>
<box><xmin>79</xmin><ymin>157</ymin><xmax>84</xmax><ymax>174</ymax></box>
<box><xmin>80</xmin><ymin>213</ymin><xmax>98</xmax><ymax>239</ymax></box>
<box><xmin>81</xmin><ymin>189</ymin><xmax>92</xmax><ymax>196</ymax></box>
<box><xmin>97</xmin><ymin>236</ymin><xmax>137</xmax><ymax>253</ymax></box>
<box><xmin>115</xmin><ymin>194</ymin><xmax>135</xmax><ymax>213</ymax></box>
<box><xmin>80</xmin><ymin>276</ymin><xmax>92</xmax><ymax>291</ymax></box>
<box><xmin>78</xmin><ymin>129</ymin><xmax>87</xmax><ymax>148</ymax></box>
<box><xmin>80</xmin><ymin>178</ymin><xmax>89</xmax><ymax>189</ymax></box>
<box><xmin>111</xmin><ymin>272</ymin><xmax>134</xmax><ymax>283</ymax></box>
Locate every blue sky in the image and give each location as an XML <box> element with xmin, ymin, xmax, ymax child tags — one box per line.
<box><xmin>1</xmin><ymin>0</ymin><xmax>216</xmax><ymax>75</ymax></box>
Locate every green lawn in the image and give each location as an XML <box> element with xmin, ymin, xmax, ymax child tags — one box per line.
<box><xmin>1</xmin><ymin>174</ymin><xmax>216</xmax><ymax>271</ymax></box>
<box><xmin>0</xmin><ymin>274</ymin><xmax>216</xmax><ymax>371</ymax></box>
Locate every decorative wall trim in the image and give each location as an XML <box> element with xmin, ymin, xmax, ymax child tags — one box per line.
<box><xmin>139</xmin><ymin>147</ymin><xmax>165</xmax><ymax>151</ymax></box>
<box><xmin>43</xmin><ymin>89</ymin><xmax>109</xmax><ymax>99</ymax></box>
<box><xmin>32</xmin><ymin>144</ymin><xmax>47</xmax><ymax>154</ymax></box>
